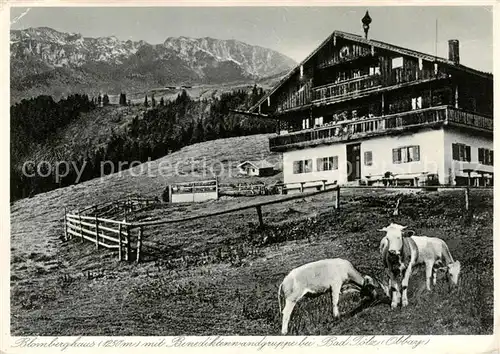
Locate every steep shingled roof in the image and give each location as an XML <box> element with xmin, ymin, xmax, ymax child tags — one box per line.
<box><xmin>249</xmin><ymin>30</ymin><xmax>492</xmax><ymax>113</ymax></box>
<box><xmin>237</xmin><ymin>160</ymin><xmax>275</xmax><ymax>170</ymax></box>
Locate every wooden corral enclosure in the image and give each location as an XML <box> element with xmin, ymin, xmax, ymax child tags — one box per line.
<box><xmin>64</xmin><ymin>196</ymin><xmax>160</xmax><ymax>261</ymax></box>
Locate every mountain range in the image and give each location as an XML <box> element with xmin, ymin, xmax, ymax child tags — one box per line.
<box><xmin>10</xmin><ymin>27</ymin><xmax>296</xmax><ymax>102</ymax></box>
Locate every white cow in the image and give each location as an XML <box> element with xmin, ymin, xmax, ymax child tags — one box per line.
<box><xmin>278</xmin><ymin>258</ymin><xmax>388</xmax><ymax>335</ymax></box>
<box><xmin>379</xmin><ymin>223</ymin><xmax>462</xmax><ymax>309</ymax></box>
<box><xmin>410</xmin><ymin>235</ymin><xmax>461</xmax><ymax>290</ymax></box>
<box><xmin>379</xmin><ymin>223</ymin><xmax>419</xmax><ymax>309</ymax></box>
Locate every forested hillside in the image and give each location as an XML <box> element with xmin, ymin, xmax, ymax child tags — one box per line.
<box><xmin>11</xmin><ymin>87</ymin><xmax>274</xmax><ymax>202</ymax></box>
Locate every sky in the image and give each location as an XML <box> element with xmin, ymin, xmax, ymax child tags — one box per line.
<box><xmin>10</xmin><ymin>6</ymin><xmax>493</xmax><ymax>73</ymax></box>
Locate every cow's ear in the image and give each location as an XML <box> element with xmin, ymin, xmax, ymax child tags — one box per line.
<box><xmin>403</xmin><ymin>230</ymin><xmax>415</xmax><ymax>237</ymax></box>
<box><xmin>378</xmin><ymin>227</ymin><xmax>387</xmax><ymax>232</ymax></box>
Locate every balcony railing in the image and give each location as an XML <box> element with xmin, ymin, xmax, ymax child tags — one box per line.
<box><xmin>312</xmin><ymin>74</ymin><xmax>382</xmax><ymax>103</ymax></box>
<box><xmin>277</xmin><ymin>87</ymin><xmax>311</xmax><ymax>112</ymax></box>
<box><xmin>269</xmin><ymin>106</ymin><xmax>492</xmax><ymax>151</ymax></box>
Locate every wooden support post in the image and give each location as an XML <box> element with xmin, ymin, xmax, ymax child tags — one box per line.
<box><xmin>125</xmin><ymin>223</ymin><xmax>130</xmax><ymax>262</ymax></box>
<box><xmin>118</xmin><ymin>223</ymin><xmax>123</xmax><ymax>261</ymax></box>
<box><xmin>79</xmin><ymin>212</ymin><xmax>84</xmax><ymax>243</ymax></box>
<box><xmin>256</xmin><ymin>206</ymin><xmax>264</xmax><ymax>228</ymax></box>
<box><xmin>322</xmin><ymin>180</ymin><xmax>327</xmax><ymax>190</ymax></box>
<box><xmin>63</xmin><ymin>207</ymin><xmax>68</xmax><ymax>240</ymax></box>
<box><xmin>95</xmin><ymin>216</ymin><xmax>100</xmax><ymax>249</ymax></box>
<box><xmin>136</xmin><ymin>226</ymin><xmax>143</xmax><ymax>263</ymax></box>
<box><xmin>334</xmin><ymin>186</ymin><xmax>340</xmax><ymax>210</ymax></box>
<box><xmin>300</xmin><ymin>182</ymin><xmax>305</xmax><ymax>193</ymax></box>
<box><xmin>216</xmin><ymin>177</ymin><xmax>219</xmax><ymax>200</ymax></box>
<box><xmin>465</xmin><ymin>186</ymin><xmax>470</xmax><ymax>211</ymax></box>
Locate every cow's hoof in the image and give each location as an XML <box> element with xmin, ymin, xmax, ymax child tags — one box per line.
<box><xmin>391</xmin><ymin>302</ymin><xmax>398</xmax><ymax>309</ymax></box>
<box><xmin>402</xmin><ymin>299</ymin><xmax>408</xmax><ymax>307</ymax></box>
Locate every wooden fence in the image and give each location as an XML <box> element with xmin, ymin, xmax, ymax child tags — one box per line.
<box><xmin>64</xmin><ymin>185</ymin><xmax>491</xmax><ymax>263</ymax></box>
<box><xmin>63</xmin><ymin>196</ymin><xmax>159</xmax><ymax>261</ymax></box>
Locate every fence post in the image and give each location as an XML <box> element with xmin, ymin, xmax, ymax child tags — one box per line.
<box><xmin>124</xmin><ymin>214</ymin><xmax>130</xmax><ymax>261</ymax></box>
<box><xmin>136</xmin><ymin>226</ymin><xmax>143</xmax><ymax>263</ymax></box>
<box><xmin>464</xmin><ymin>186</ymin><xmax>470</xmax><ymax>212</ymax></box>
<box><xmin>118</xmin><ymin>223</ymin><xmax>123</xmax><ymax>261</ymax></box>
<box><xmin>322</xmin><ymin>180</ymin><xmax>327</xmax><ymax>190</ymax></box>
<box><xmin>334</xmin><ymin>186</ymin><xmax>340</xmax><ymax>210</ymax></box>
<box><xmin>125</xmin><ymin>221</ymin><xmax>130</xmax><ymax>262</ymax></box>
<box><xmin>300</xmin><ymin>182</ymin><xmax>304</xmax><ymax>193</ymax></box>
<box><xmin>63</xmin><ymin>207</ymin><xmax>68</xmax><ymax>241</ymax></box>
<box><xmin>95</xmin><ymin>216</ymin><xmax>100</xmax><ymax>249</ymax></box>
<box><xmin>256</xmin><ymin>205</ymin><xmax>264</xmax><ymax>228</ymax></box>
<box><xmin>79</xmin><ymin>211</ymin><xmax>84</xmax><ymax>243</ymax></box>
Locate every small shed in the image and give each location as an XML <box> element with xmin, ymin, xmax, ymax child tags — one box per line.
<box><xmin>237</xmin><ymin>160</ymin><xmax>275</xmax><ymax>177</ymax></box>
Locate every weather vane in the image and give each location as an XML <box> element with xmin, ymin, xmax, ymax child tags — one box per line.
<box><xmin>362</xmin><ymin>11</ymin><xmax>372</xmax><ymax>39</ymax></box>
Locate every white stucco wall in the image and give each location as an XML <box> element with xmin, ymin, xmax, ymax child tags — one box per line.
<box><xmin>282</xmin><ymin>143</ymin><xmax>348</xmax><ymax>186</ymax></box>
<box><xmin>361</xmin><ymin>129</ymin><xmax>446</xmax><ymax>184</ymax></box>
<box><xmin>442</xmin><ymin>128</ymin><xmax>493</xmax><ymax>184</ymax></box>
<box><xmin>282</xmin><ymin>128</ymin><xmax>448</xmax><ymax>185</ymax></box>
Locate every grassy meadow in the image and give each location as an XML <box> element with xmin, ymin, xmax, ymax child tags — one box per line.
<box><xmin>10</xmin><ymin>135</ymin><xmax>493</xmax><ymax>336</ymax></box>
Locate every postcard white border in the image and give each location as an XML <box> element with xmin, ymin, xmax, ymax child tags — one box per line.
<box><xmin>1</xmin><ymin>1</ymin><xmax>498</xmax><ymax>353</ymax></box>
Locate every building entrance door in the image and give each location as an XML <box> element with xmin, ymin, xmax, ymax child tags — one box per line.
<box><xmin>346</xmin><ymin>143</ymin><xmax>361</xmax><ymax>181</ymax></box>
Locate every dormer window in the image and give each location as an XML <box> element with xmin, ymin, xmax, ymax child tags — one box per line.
<box><xmin>392</xmin><ymin>57</ymin><xmax>403</xmax><ymax>69</ymax></box>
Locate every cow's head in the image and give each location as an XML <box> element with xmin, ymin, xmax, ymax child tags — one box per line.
<box><xmin>447</xmin><ymin>260</ymin><xmax>461</xmax><ymax>286</ymax></box>
<box><xmin>360</xmin><ymin>275</ymin><xmax>390</xmax><ymax>300</ymax></box>
<box><xmin>378</xmin><ymin>223</ymin><xmax>408</xmax><ymax>256</ymax></box>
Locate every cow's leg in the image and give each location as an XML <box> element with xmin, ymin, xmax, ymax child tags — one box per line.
<box><xmin>401</xmin><ymin>263</ymin><xmax>414</xmax><ymax>307</ymax></box>
<box><xmin>431</xmin><ymin>262</ymin><xmax>438</xmax><ymax>288</ymax></box>
<box><xmin>425</xmin><ymin>261</ymin><xmax>434</xmax><ymax>291</ymax></box>
<box><xmin>386</xmin><ymin>269</ymin><xmax>400</xmax><ymax>309</ymax></box>
<box><xmin>330</xmin><ymin>282</ymin><xmax>342</xmax><ymax>319</ymax></box>
<box><xmin>281</xmin><ymin>299</ymin><xmax>297</xmax><ymax>335</ymax></box>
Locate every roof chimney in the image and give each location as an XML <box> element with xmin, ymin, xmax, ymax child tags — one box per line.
<box><xmin>448</xmin><ymin>39</ymin><xmax>460</xmax><ymax>64</ymax></box>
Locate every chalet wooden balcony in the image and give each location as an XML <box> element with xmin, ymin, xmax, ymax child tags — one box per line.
<box><xmin>269</xmin><ymin>106</ymin><xmax>493</xmax><ymax>151</ymax></box>
<box><xmin>312</xmin><ymin>74</ymin><xmax>382</xmax><ymax>103</ymax></box>
<box><xmin>277</xmin><ymin>87</ymin><xmax>312</xmax><ymax>113</ymax></box>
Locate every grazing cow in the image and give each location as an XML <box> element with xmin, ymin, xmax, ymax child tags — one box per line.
<box><xmin>410</xmin><ymin>235</ymin><xmax>461</xmax><ymax>291</ymax></box>
<box><xmin>378</xmin><ymin>223</ymin><xmax>419</xmax><ymax>309</ymax></box>
<box><xmin>278</xmin><ymin>258</ymin><xmax>388</xmax><ymax>335</ymax></box>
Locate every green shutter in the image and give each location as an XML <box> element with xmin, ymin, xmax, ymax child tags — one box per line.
<box><xmin>465</xmin><ymin>146</ymin><xmax>471</xmax><ymax>162</ymax></box>
<box><xmin>414</xmin><ymin>146</ymin><xmax>420</xmax><ymax>161</ymax></box>
<box><xmin>392</xmin><ymin>148</ymin><xmax>400</xmax><ymax>164</ymax></box>
<box><xmin>316</xmin><ymin>158</ymin><xmax>323</xmax><ymax>171</ymax></box>
<box><xmin>332</xmin><ymin>156</ymin><xmax>338</xmax><ymax>170</ymax></box>
<box><xmin>452</xmin><ymin>144</ymin><xmax>459</xmax><ymax>161</ymax></box>
<box><xmin>478</xmin><ymin>148</ymin><xmax>484</xmax><ymax>164</ymax></box>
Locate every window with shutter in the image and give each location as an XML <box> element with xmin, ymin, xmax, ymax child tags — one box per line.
<box><xmin>304</xmin><ymin>159</ymin><xmax>312</xmax><ymax>173</ymax></box>
<box><xmin>478</xmin><ymin>148</ymin><xmax>484</xmax><ymax>164</ymax></box>
<box><xmin>490</xmin><ymin>150</ymin><xmax>494</xmax><ymax>165</ymax></box>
